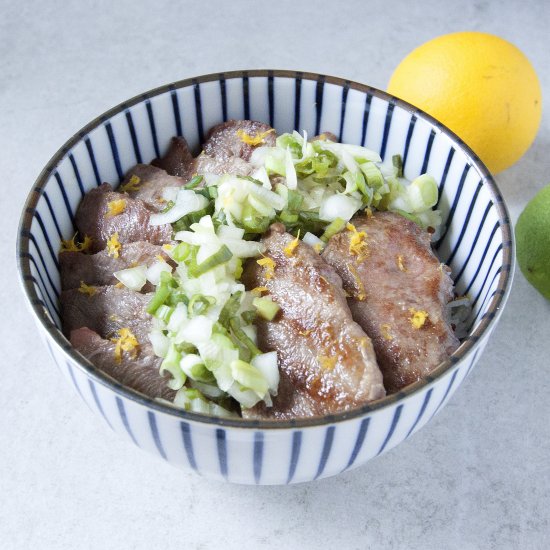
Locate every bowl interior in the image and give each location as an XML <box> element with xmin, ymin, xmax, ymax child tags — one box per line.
<box><xmin>18</xmin><ymin>70</ymin><xmax>513</xmax><ymax>420</ymax></box>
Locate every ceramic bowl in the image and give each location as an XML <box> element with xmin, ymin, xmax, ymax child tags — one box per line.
<box><xmin>17</xmin><ymin>70</ymin><xmax>513</xmax><ymax>484</ymax></box>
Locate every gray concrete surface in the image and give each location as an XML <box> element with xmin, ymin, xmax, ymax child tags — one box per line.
<box><xmin>1</xmin><ymin>1</ymin><xmax>549</xmax><ymax>548</ymax></box>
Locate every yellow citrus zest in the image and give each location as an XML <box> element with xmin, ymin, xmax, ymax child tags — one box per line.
<box><xmin>236</xmin><ymin>128</ymin><xmax>275</xmax><ymax>146</ymax></box>
<box><xmin>78</xmin><ymin>281</ymin><xmax>97</xmax><ymax>296</ymax></box>
<box><xmin>110</xmin><ymin>328</ymin><xmax>139</xmax><ymax>364</ymax></box>
<box><xmin>60</xmin><ymin>234</ymin><xmax>93</xmax><ymax>253</ymax></box>
<box><xmin>257</xmin><ymin>256</ymin><xmax>276</xmax><ymax>280</ymax></box>
<box><xmin>106</xmin><ymin>233</ymin><xmax>122</xmax><ymax>258</ymax></box>
<box><xmin>105</xmin><ymin>199</ymin><xmax>127</xmax><ymax>217</ymax></box>
<box><xmin>409</xmin><ymin>308</ymin><xmax>429</xmax><ymax>329</ymax></box>
<box><xmin>119</xmin><ymin>174</ymin><xmax>141</xmax><ymax>193</ymax></box>
<box><xmin>284</xmin><ymin>232</ymin><xmax>300</xmax><ymax>257</ymax></box>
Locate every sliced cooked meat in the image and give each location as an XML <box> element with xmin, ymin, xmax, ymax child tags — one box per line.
<box><xmin>202</xmin><ymin>120</ymin><xmax>276</xmax><ymax>161</ymax></box>
<box><xmin>61</xmin><ymin>285</ymin><xmax>152</xmax><ymax>343</ymax></box>
<box><xmin>75</xmin><ymin>183</ymin><xmax>172</xmax><ymax>252</ymax></box>
<box><xmin>71</xmin><ymin>327</ymin><xmax>175</xmax><ymax>401</ymax></box>
<box><xmin>241</xmin><ymin>223</ymin><xmax>385</xmax><ymax>420</ymax></box>
<box><xmin>120</xmin><ymin>164</ymin><xmax>190</xmax><ymax>211</ymax></box>
<box><xmin>59</xmin><ymin>241</ymin><xmax>173</xmax><ymax>291</ymax></box>
<box><xmin>152</xmin><ymin>136</ymin><xmax>195</xmax><ymax>178</ymax></box>
<box><xmin>322</xmin><ymin>211</ymin><xmax>460</xmax><ymax>393</ymax></box>
<box><xmin>194</xmin><ymin>154</ymin><xmax>252</xmax><ymax>177</ymax></box>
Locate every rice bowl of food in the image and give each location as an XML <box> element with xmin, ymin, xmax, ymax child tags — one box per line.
<box><xmin>17</xmin><ymin>70</ymin><xmax>513</xmax><ymax>484</ymax></box>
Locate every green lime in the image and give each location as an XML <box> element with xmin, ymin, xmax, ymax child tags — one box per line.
<box><xmin>515</xmin><ymin>185</ymin><xmax>550</xmax><ymax>299</ymax></box>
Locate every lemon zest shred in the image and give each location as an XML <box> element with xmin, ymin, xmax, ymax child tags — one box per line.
<box><xmin>60</xmin><ymin>233</ymin><xmax>93</xmax><ymax>253</ymax></box>
<box><xmin>156</xmin><ymin>254</ymin><xmax>167</xmax><ymax>263</ymax></box>
<box><xmin>299</xmin><ymin>329</ymin><xmax>312</xmax><ymax>336</ymax></box>
<box><xmin>257</xmin><ymin>256</ymin><xmax>276</xmax><ymax>280</ymax></box>
<box><xmin>162</xmin><ymin>244</ymin><xmax>173</xmax><ymax>251</ymax></box>
<box><xmin>284</xmin><ymin>231</ymin><xmax>301</xmax><ymax>257</ymax></box>
<box><xmin>114</xmin><ymin>282</ymin><xmax>124</xmax><ymax>289</ymax></box>
<box><xmin>380</xmin><ymin>323</ymin><xmax>393</xmax><ymax>341</ymax></box>
<box><xmin>119</xmin><ymin>174</ymin><xmax>141</xmax><ymax>193</ymax></box>
<box><xmin>319</xmin><ymin>355</ymin><xmax>337</xmax><ymax>371</ymax></box>
<box><xmin>106</xmin><ymin>232</ymin><xmax>122</xmax><ymax>259</ymax></box>
<box><xmin>236</xmin><ymin>128</ymin><xmax>275</xmax><ymax>146</ymax></box>
<box><xmin>105</xmin><ymin>199</ymin><xmax>127</xmax><ymax>217</ymax></box>
<box><xmin>409</xmin><ymin>308</ymin><xmax>429</xmax><ymax>329</ymax></box>
<box><xmin>313</xmin><ymin>243</ymin><xmax>323</xmax><ymax>254</ymax></box>
<box><xmin>78</xmin><ymin>281</ymin><xmax>97</xmax><ymax>296</ymax></box>
<box><xmin>397</xmin><ymin>255</ymin><xmax>407</xmax><ymax>272</ymax></box>
<box><xmin>347</xmin><ymin>223</ymin><xmax>369</xmax><ymax>261</ymax></box>
<box><xmin>348</xmin><ymin>264</ymin><xmax>367</xmax><ymax>301</ymax></box>
<box><xmin>110</xmin><ymin>328</ymin><xmax>139</xmax><ymax>364</ymax></box>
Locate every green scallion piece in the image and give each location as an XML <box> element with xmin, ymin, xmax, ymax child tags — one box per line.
<box><xmin>188</xmin><ymin>294</ymin><xmax>216</xmax><ymax>317</ymax></box>
<box><xmin>252</xmin><ymin>296</ymin><xmax>280</xmax><ymax>321</ymax></box>
<box><xmin>219</xmin><ymin>291</ymin><xmax>243</xmax><ymax>328</ymax></box>
<box><xmin>229</xmin><ymin>318</ymin><xmax>261</xmax><ymax>357</ymax></box>
<box><xmin>184</xmin><ymin>175</ymin><xmax>204</xmax><ymax>189</ymax></box>
<box><xmin>392</xmin><ymin>154</ymin><xmax>404</xmax><ymax>178</ymax></box>
<box><xmin>187</xmin><ymin>245</ymin><xmax>233</xmax><ymax>278</ymax></box>
<box><xmin>161</xmin><ymin>200</ymin><xmax>175</xmax><ymax>213</ymax></box>
<box><xmin>146</xmin><ymin>285</ymin><xmax>172</xmax><ymax>315</ymax></box>
<box><xmin>286</xmin><ymin>189</ymin><xmax>303</xmax><ymax>212</ymax></box>
<box><xmin>172</xmin><ymin>242</ymin><xmax>191</xmax><ymax>262</ymax></box>
<box><xmin>320</xmin><ymin>217</ymin><xmax>346</xmax><ymax>242</ymax></box>
<box><xmin>241</xmin><ymin>310</ymin><xmax>257</xmax><ymax>324</ymax></box>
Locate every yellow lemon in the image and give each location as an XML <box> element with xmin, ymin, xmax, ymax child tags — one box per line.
<box><xmin>387</xmin><ymin>32</ymin><xmax>542</xmax><ymax>174</ymax></box>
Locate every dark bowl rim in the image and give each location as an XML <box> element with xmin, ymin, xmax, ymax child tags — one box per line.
<box><xmin>17</xmin><ymin>69</ymin><xmax>514</xmax><ymax>430</ymax></box>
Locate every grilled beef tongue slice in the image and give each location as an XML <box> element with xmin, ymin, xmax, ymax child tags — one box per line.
<box><xmin>60</xmin><ymin>285</ymin><xmax>153</xmax><ymax>344</ymax></box>
<box><xmin>241</xmin><ymin>223</ymin><xmax>385</xmax><ymax>420</ymax></box>
<box><xmin>151</xmin><ymin>136</ymin><xmax>195</xmax><ymax>178</ymax></box>
<box><xmin>120</xmin><ymin>164</ymin><xmax>191</xmax><ymax>211</ymax></box>
<box><xmin>202</xmin><ymin>119</ymin><xmax>276</xmax><ymax>161</ymax></box>
<box><xmin>59</xmin><ymin>241</ymin><xmax>173</xmax><ymax>291</ymax></box>
<box><xmin>71</xmin><ymin>327</ymin><xmax>175</xmax><ymax>401</ymax></box>
<box><xmin>75</xmin><ymin>183</ymin><xmax>172</xmax><ymax>252</ymax></box>
<box><xmin>322</xmin><ymin>211</ymin><xmax>460</xmax><ymax>393</ymax></box>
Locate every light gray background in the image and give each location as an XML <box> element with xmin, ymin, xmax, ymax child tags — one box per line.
<box><xmin>2</xmin><ymin>1</ymin><xmax>549</xmax><ymax>548</ymax></box>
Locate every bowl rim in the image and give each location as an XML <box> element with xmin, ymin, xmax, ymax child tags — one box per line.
<box><xmin>17</xmin><ymin>69</ymin><xmax>514</xmax><ymax>430</ymax></box>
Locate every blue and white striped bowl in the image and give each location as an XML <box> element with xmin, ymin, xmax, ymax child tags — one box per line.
<box><xmin>17</xmin><ymin>70</ymin><xmax>513</xmax><ymax>484</ymax></box>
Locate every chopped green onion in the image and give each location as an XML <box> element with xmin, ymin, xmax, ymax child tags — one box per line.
<box><xmin>188</xmin><ymin>294</ymin><xmax>216</xmax><ymax>317</ymax></box>
<box><xmin>229</xmin><ymin>318</ymin><xmax>261</xmax><ymax>357</ymax></box>
<box><xmin>187</xmin><ymin>245</ymin><xmax>233</xmax><ymax>278</ymax></box>
<box><xmin>278</xmin><ymin>210</ymin><xmax>299</xmax><ymax>224</ymax></box>
<box><xmin>161</xmin><ymin>200</ymin><xmax>175</xmax><ymax>213</ymax></box>
<box><xmin>146</xmin><ymin>285</ymin><xmax>171</xmax><ymax>315</ymax></box>
<box><xmin>287</xmin><ymin>189</ymin><xmax>303</xmax><ymax>211</ymax></box>
<box><xmin>230</xmin><ymin>359</ymin><xmax>269</xmax><ymax>398</ymax></box>
<box><xmin>241</xmin><ymin>202</ymin><xmax>271</xmax><ymax>234</ymax></box>
<box><xmin>320</xmin><ymin>217</ymin><xmax>346</xmax><ymax>242</ymax></box>
<box><xmin>154</xmin><ymin>304</ymin><xmax>173</xmax><ymax>323</ymax></box>
<box><xmin>392</xmin><ymin>154</ymin><xmax>404</xmax><ymax>177</ymax></box>
<box><xmin>241</xmin><ymin>310</ymin><xmax>257</xmax><ymax>324</ymax></box>
<box><xmin>239</xmin><ymin>175</ymin><xmax>265</xmax><ymax>186</ymax></box>
<box><xmin>252</xmin><ymin>296</ymin><xmax>280</xmax><ymax>321</ymax></box>
<box><xmin>218</xmin><ymin>291</ymin><xmax>243</xmax><ymax>327</ymax></box>
<box><xmin>208</xmin><ymin>186</ymin><xmax>218</xmax><ymax>199</ymax></box>
<box><xmin>159</xmin><ymin>344</ymin><xmax>185</xmax><ymax>390</ymax></box>
<box><xmin>360</xmin><ymin>161</ymin><xmax>384</xmax><ymax>190</ymax></box>
<box><xmin>172</xmin><ymin>242</ymin><xmax>191</xmax><ymax>262</ymax></box>
<box><xmin>184</xmin><ymin>175</ymin><xmax>203</xmax><ymax>189</ymax></box>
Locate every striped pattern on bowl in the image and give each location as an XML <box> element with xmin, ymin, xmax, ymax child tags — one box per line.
<box><xmin>18</xmin><ymin>71</ymin><xmax>513</xmax><ymax>484</ymax></box>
